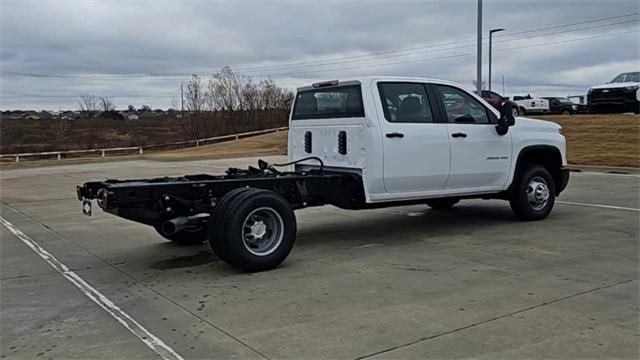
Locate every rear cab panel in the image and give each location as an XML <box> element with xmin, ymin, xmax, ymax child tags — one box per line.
<box><xmin>288</xmin><ymin>79</ymin><xmax>382</xmax><ymax>201</ymax></box>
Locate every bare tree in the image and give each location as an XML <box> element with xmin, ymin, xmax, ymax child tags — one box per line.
<box><xmin>127</xmin><ymin>104</ymin><xmax>136</xmax><ymax>112</ymax></box>
<box><xmin>208</xmin><ymin>66</ymin><xmax>241</xmax><ymax>111</ymax></box>
<box><xmin>48</xmin><ymin>119</ymin><xmax>72</xmax><ymax>140</ymax></box>
<box><xmin>78</xmin><ymin>94</ymin><xmax>97</xmax><ymax>118</ymax></box>
<box><xmin>99</xmin><ymin>97</ymin><xmax>115</xmax><ymax>112</ymax></box>
<box><xmin>185</xmin><ymin>74</ymin><xmax>205</xmax><ymax>112</ymax></box>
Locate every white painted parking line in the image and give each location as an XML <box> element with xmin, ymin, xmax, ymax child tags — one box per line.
<box><xmin>0</xmin><ymin>216</ymin><xmax>184</xmax><ymax>360</ymax></box>
<box><xmin>557</xmin><ymin>201</ymin><xmax>640</xmax><ymax>212</ymax></box>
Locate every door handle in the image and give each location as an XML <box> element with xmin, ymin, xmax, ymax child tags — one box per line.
<box><xmin>385</xmin><ymin>132</ymin><xmax>404</xmax><ymax>138</ymax></box>
<box><xmin>451</xmin><ymin>132</ymin><xmax>467</xmax><ymax>138</ymax></box>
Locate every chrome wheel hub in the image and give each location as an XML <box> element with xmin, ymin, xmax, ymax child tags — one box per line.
<box><xmin>250</xmin><ymin>221</ymin><xmax>267</xmax><ymax>239</ymax></box>
<box><xmin>242</xmin><ymin>207</ymin><xmax>284</xmax><ymax>256</ymax></box>
<box><xmin>527</xmin><ymin>176</ymin><xmax>550</xmax><ymax>211</ymax></box>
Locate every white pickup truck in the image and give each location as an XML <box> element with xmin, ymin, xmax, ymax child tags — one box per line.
<box><xmin>512</xmin><ymin>94</ymin><xmax>550</xmax><ymax>115</ymax></box>
<box><xmin>78</xmin><ymin>76</ymin><xmax>570</xmax><ymax>272</ymax></box>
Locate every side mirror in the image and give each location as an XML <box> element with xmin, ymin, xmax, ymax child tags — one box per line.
<box><xmin>496</xmin><ymin>101</ymin><xmax>516</xmax><ymax>135</ymax></box>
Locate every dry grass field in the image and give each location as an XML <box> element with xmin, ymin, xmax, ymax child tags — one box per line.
<box><xmin>533</xmin><ymin>114</ymin><xmax>639</xmax><ymax>167</ymax></box>
<box><xmin>156</xmin><ymin>114</ymin><xmax>639</xmax><ymax>168</ymax></box>
<box><xmin>147</xmin><ymin>131</ymin><xmax>288</xmax><ymax>160</ymax></box>
<box><xmin>3</xmin><ymin>114</ymin><xmax>637</xmax><ymax>168</ymax></box>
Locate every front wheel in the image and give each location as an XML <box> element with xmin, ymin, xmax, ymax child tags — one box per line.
<box><xmin>509</xmin><ymin>165</ymin><xmax>556</xmax><ymax>221</ymax></box>
<box><xmin>208</xmin><ymin>188</ymin><xmax>296</xmax><ymax>272</ymax></box>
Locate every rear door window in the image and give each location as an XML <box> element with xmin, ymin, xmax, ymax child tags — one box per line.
<box><xmin>292</xmin><ymin>85</ymin><xmax>364</xmax><ymax>120</ymax></box>
<box><xmin>377</xmin><ymin>82</ymin><xmax>435</xmax><ymax>123</ymax></box>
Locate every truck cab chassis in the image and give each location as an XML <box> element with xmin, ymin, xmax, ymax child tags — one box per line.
<box><xmin>78</xmin><ymin>76</ymin><xmax>570</xmax><ymax>272</ymax></box>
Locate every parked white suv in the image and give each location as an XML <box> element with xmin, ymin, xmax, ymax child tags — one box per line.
<box><xmin>78</xmin><ymin>76</ymin><xmax>570</xmax><ymax>271</ymax></box>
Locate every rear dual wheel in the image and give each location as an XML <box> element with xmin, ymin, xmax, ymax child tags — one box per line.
<box><xmin>208</xmin><ymin>188</ymin><xmax>296</xmax><ymax>272</ymax></box>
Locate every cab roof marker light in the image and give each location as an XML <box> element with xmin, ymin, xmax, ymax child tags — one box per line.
<box><xmin>312</xmin><ymin>80</ymin><xmax>339</xmax><ymax>88</ymax></box>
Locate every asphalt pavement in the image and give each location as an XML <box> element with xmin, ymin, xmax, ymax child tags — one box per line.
<box><xmin>1</xmin><ymin>156</ymin><xmax>638</xmax><ymax>359</ymax></box>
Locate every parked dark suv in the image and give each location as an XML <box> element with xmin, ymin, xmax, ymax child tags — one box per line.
<box><xmin>587</xmin><ymin>72</ymin><xmax>640</xmax><ymax>114</ymax></box>
<box><xmin>541</xmin><ymin>97</ymin><xmax>577</xmax><ymax>115</ymax></box>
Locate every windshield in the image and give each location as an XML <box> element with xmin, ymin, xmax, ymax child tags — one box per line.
<box><xmin>609</xmin><ymin>72</ymin><xmax>640</xmax><ymax>83</ymax></box>
<box><xmin>292</xmin><ymin>85</ymin><xmax>364</xmax><ymax>120</ymax></box>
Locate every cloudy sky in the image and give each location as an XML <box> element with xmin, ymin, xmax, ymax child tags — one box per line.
<box><xmin>1</xmin><ymin>0</ymin><xmax>639</xmax><ymax>110</ymax></box>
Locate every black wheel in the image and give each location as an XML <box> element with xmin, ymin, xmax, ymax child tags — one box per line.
<box><xmin>519</xmin><ymin>107</ymin><xmax>526</xmax><ymax>116</ymax></box>
<box><xmin>509</xmin><ymin>165</ymin><xmax>556</xmax><ymax>221</ymax></box>
<box><xmin>512</xmin><ymin>106</ymin><xmax>520</xmax><ymax>117</ymax></box>
<box><xmin>154</xmin><ymin>224</ymin><xmax>206</xmax><ymax>245</ymax></box>
<box><xmin>426</xmin><ymin>198</ymin><xmax>459</xmax><ymax>210</ymax></box>
<box><xmin>561</xmin><ymin>109</ymin><xmax>571</xmax><ymax>115</ymax></box>
<box><xmin>208</xmin><ymin>187</ymin><xmax>254</xmax><ymax>262</ymax></box>
<box><xmin>208</xmin><ymin>188</ymin><xmax>296</xmax><ymax>272</ymax></box>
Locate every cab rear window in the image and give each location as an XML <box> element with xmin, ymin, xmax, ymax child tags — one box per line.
<box><xmin>292</xmin><ymin>85</ymin><xmax>364</xmax><ymax>120</ymax></box>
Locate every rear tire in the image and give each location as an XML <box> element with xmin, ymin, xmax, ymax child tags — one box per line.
<box><xmin>426</xmin><ymin>198</ymin><xmax>459</xmax><ymax>210</ymax></box>
<box><xmin>208</xmin><ymin>188</ymin><xmax>296</xmax><ymax>272</ymax></box>
<box><xmin>509</xmin><ymin>165</ymin><xmax>556</xmax><ymax>221</ymax></box>
<box><xmin>208</xmin><ymin>187</ymin><xmax>254</xmax><ymax>262</ymax></box>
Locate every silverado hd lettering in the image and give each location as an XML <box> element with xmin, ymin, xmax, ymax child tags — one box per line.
<box><xmin>77</xmin><ymin>76</ymin><xmax>570</xmax><ymax>272</ymax></box>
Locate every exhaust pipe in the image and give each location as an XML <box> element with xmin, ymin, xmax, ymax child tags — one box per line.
<box><xmin>161</xmin><ymin>213</ymin><xmax>210</xmax><ymax>235</ymax></box>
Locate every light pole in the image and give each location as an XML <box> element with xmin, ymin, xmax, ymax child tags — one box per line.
<box><xmin>476</xmin><ymin>0</ymin><xmax>483</xmax><ymax>95</ymax></box>
<box><xmin>489</xmin><ymin>28</ymin><xmax>505</xmax><ymax>92</ymax></box>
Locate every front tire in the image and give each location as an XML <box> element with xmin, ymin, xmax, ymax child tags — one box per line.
<box><xmin>509</xmin><ymin>165</ymin><xmax>556</xmax><ymax>221</ymax></box>
<box><xmin>208</xmin><ymin>188</ymin><xmax>296</xmax><ymax>272</ymax></box>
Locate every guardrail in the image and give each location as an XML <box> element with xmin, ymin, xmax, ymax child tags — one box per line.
<box><xmin>1</xmin><ymin>126</ymin><xmax>288</xmax><ymax>163</ymax></box>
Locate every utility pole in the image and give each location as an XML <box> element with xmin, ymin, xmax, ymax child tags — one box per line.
<box><xmin>502</xmin><ymin>75</ymin><xmax>505</xmax><ymax>95</ymax></box>
<box><xmin>489</xmin><ymin>28</ymin><xmax>505</xmax><ymax>92</ymax></box>
<box><xmin>476</xmin><ymin>0</ymin><xmax>483</xmax><ymax>95</ymax></box>
<box><xmin>180</xmin><ymin>81</ymin><xmax>184</xmax><ymax>117</ymax></box>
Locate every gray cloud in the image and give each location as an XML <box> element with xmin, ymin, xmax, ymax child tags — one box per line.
<box><xmin>1</xmin><ymin>0</ymin><xmax>639</xmax><ymax>109</ymax></box>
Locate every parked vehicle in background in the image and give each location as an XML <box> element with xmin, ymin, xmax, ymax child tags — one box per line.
<box><xmin>541</xmin><ymin>97</ymin><xmax>577</xmax><ymax>115</ymax></box>
<box><xmin>588</xmin><ymin>71</ymin><xmax>640</xmax><ymax>114</ymax></box>
<box><xmin>512</xmin><ymin>94</ymin><xmax>550</xmax><ymax>115</ymax></box>
<box><xmin>481</xmin><ymin>90</ymin><xmax>520</xmax><ymax>116</ymax></box>
<box><xmin>567</xmin><ymin>95</ymin><xmax>589</xmax><ymax>114</ymax></box>
<box><xmin>77</xmin><ymin>76</ymin><xmax>569</xmax><ymax>272</ymax></box>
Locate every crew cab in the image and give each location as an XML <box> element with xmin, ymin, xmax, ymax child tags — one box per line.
<box><xmin>588</xmin><ymin>71</ymin><xmax>640</xmax><ymax>114</ymax></box>
<box><xmin>77</xmin><ymin>76</ymin><xmax>570</xmax><ymax>272</ymax></box>
<box><xmin>512</xmin><ymin>94</ymin><xmax>550</xmax><ymax>115</ymax></box>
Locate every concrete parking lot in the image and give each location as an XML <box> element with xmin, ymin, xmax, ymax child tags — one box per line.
<box><xmin>1</xmin><ymin>156</ymin><xmax>638</xmax><ymax>359</ymax></box>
